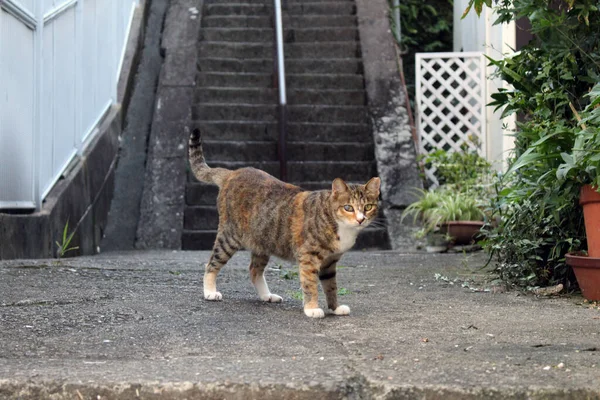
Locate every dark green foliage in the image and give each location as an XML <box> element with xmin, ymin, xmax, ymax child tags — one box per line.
<box><xmin>389</xmin><ymin>0</ymin><xmax>454</xmax><ymax>104</ymax></box>
<box><xmin>469</xmin><ymin>0</ymin><xmax>600</xmax><ymax>287</ymax></box>
<box><xmin>424</xmin><ymin>144</ymin><xmax>492</xmax><ymax>191</ymax></box>
<box><xmin>390</xmin><ymin>0</ymin><xmax>454</xmax><ymax>52</ymax></box>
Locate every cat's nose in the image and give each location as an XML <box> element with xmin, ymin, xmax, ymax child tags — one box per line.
<box><xmin>356</xmin><ymin>214</ymin><xmax>365</xmax><ymax>224</ymax></box>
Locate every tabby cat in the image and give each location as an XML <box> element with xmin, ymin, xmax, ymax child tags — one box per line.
<box><xmin>189</xmin><ymin>128</ymin><xmax>381</xmax><ymax>318</ymax></box>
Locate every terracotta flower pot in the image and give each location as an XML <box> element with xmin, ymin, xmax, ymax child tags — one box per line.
<box><xmin>580</xmin><ymin>185</ymin><xmax>600</xmax><ymax>258</ymax></box>
<box><xmin>440</xmin><ymin>221</ymin><xmax>484</xmax><ymax>245</ymax></box>
<box><xmin>566</xmin><ymin>252</ymin><xmax>600</xmax><ymax>301</ymax></box>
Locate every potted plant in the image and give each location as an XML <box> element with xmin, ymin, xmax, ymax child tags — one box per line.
<box><xmin>558</xmin><ymin>84</ymin><xmax>600</xmax><ymax>300</ymax></box>
<box><xmin>402</xmin><ymin>189</ymin><xmax>485</xmax><ymax>246</ymax></box>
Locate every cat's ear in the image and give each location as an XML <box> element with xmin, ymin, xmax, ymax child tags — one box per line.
<box><xmin>332</xmin><ymin>178</ymin><xmax>350</xmax><ymax>195</ymax></box>
<box><xmin>365</xmin><ymin>177</ymin><xmax>381</xmax><ymax>196</ymax></box>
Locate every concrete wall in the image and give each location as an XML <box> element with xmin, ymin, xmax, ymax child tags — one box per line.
<box><xmin>136</xmin><ymin>0</ymin><xmax>203</xmax><ymax>249</ymax></box>
<box><xmin>0</xmin><ymin>1</ymin><xmax>148</xmax><ymax>260</ymax></box>
<box><xmin>355</xmin><ymin>0</ymin><xmax>423</xmax><ymax>249</ymax></box>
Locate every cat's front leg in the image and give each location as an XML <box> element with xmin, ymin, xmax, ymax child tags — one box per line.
<box><xmin>298</xmin><ymin>259</ymin><xmax>324</xmax><ymax>318</ymax></box>
<box><xmin>319</xmin><ymin>258</ymin><xmax>350</xmax><ymax>316</ymax></box>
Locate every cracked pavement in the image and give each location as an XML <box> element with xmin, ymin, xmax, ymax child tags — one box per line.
<box><xmin>1</xmin><ymin>251</ymin><xmax>599</xmax><ymax>399</ymax></box>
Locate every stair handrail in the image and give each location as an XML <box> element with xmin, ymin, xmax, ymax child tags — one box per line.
<box><xmin>273</xmin><ymin>0</ymin><xmax>288</xmax><ymax>181</ymax></box>
<box><xmin>392</xmin><ymin>0</ymin><xmax>401</xmax><ymax>43</ymax></box>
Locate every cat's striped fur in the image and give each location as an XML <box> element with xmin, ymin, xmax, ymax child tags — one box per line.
<box><xmin>189</xmin><ymin>128</ymin><xmax>381</xmax><ymax>318</ymax></box>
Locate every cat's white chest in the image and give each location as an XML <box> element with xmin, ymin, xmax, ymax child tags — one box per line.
<box><xmin>336</xmin><ymin>224</ymin><xmax>359</xmax><ymax>253</ymax></box>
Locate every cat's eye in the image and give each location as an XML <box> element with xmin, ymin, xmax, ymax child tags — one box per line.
<box><xmin>343</xmin><ymin>205</ymin><xmax>354</xmax><ymax>212</ymax></box>
<box><xmin>365</xmin><ymin>204</ymin><xmax>374</xmax><ymax>211</ymax></box>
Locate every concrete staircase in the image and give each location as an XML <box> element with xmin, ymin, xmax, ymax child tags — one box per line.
<box><xmin>184</xmin><ymin>0</ymin><xmax>390</xmax><ymax>250</ymax></box>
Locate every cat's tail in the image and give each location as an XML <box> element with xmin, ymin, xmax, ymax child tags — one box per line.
<box><xmin>188</xmin><ymin>128</ymin><xmax>231</xmax><ymax>188</ymax></box>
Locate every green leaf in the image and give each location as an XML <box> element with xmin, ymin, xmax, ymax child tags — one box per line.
<box><xmin>586</xmin><ymin>83</ymin><xmax>600</xmax><ymax>107</ymax></box>
<box><xmin>560</xmin><ymin>152</ymin><xmax>574</xmax><ymax>165</ymax></box>
<box><xmin>590</xmin><ymin>153</ymin><xmax>600</xmax><ymax>162</ymax></box>
<box><xmin>505</xmin><ymin>148</ymin><xmax>541</xmax><ymax>175</ymax></box>
<box><xmin>461</xmin><ymin>0</ymin><xmax>474</xmax><ymax>19</ymax></box>
<box><xmin>556</xmin><ymin>164</ymin><xmax>573</xmax><ymax>180</ymax></box>
<box><xmin>62</xmin><ymin>221</ymin><xmax>69</xmax><ymax>243</ymax></box>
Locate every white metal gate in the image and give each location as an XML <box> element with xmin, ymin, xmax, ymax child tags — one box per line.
<box><xmin>415</xmin><ymin>52</ymin><xmax>486</xmax><ymax>185</ymax></box>
<box><xmin>0</xmin><ymin>0</ymin><xmax>138</xmax><ymax>209</ymax></box>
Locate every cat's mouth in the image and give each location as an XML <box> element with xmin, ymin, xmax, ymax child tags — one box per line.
<box><xmin>357</xmin><ymin>220</ymin><xmax>370</xmax><ymax>229</ymax></box>
<box><xmin>343</xmin><ymin>219</ymin><xmax>370</xmax><ymax>229</ymax></box>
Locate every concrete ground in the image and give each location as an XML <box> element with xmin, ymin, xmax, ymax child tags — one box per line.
<box><xmin>1</xmin><ymin>250</ymin><xmax>599</xmax><ymax>399</ymax></box>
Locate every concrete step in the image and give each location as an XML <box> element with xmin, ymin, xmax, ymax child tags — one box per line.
<box><xmin>193</xmin><ymin>121</ymin><xmax>370</xmax><ymax>142</ymax></box>
<box><xmin>184</xmin><ymin>206</ymin><xmax>220</xmax><ymax>230</ymax></box>
<box><xmin>193</xmin><ymin>104</ymin><xmax>367</xmax><ymax>124</ymax></box>
<box><xmin>199</xmin><ymin>27</ymin><xmax>358</xmax><ymax>43</ymax></box>
<box><xmin>194</xmin><ymin>87</ymin><xmax>366</xmax><ymax>106</ymax></box>
<box><xmin>182</xmin><ymin>230</ymin><xmax>218</xmax><ymax>250</ymax></box>
<box><xmin>189</xmin><ymin>161</ymin><xmax>376</xmax><ymax>182</ymax></box>
<box><xmin>195</xmin><ymin>140</ymin><xmax>374</xmax><ymax>163</ymax></box>
<box><xmin>193</xmin><ymin>104</ymin><xmax>277</xmax><ymax>122</ymax></box>
<box><xmin>196</xmin><ymin>72</ymin><xmax>364</xmax><ymax>90</ymax></box>
<box><xmin>196</xmin><ymin>72</ymin><xmax>272</xmax><ymax>88</ymax></box>
<box><xmin>288</xmin><ymin>105</ymin><xmax>367</xmax><ymax>124</ymax></box>
<box><xmin>181</xmin><ymin>226</ymin><xmax>389</xmax><ymax>250</ymax></box>
<box><xmin>287</xmin><ymin>73</ymin><xmax>364</xmax><ymax>90</ymax></box>
<box><xmin>196</xmin><ymin>141</ymin><xmax>279</xmax><ymax>162</ymax></box>
<box><xmin>201</xmin><ymin>15</ymin><xmax>357</xmax><ymax>29</ymax></box>
<box><xmin>198</xmin><ymin>42</ymin><xmax>360</xmax><ymax>59</ymax></box>
<box><xmin>186</xmin><ymin>183</ymin><xmax>219</xmax><ymax>206</ymax></box>
<box><xmin>355</xmin><ymin>227</ymin><xmax>391</xmax><ymax>250</ymax></box>
<box><xmin>288</xmin><ymin>141</ymin><xmax>374</xmax><ymax>161</ymax></box>
<box><xmin>205</xmin><ymin>3</ymin><xmax>272</xmax><ymax>16</ymax></box>
<box><xmin>284</xmin><ymin>27</ymin><xmax>358</xmax><ymax>43</ymax></box>
<box><xmin>200</xmin><ymin>28</ymin><xmax>273</xmax><ymax>43</ymax></box>
<box><xmin>205</xmin><ymin>3</ymin><xmax>356</xmax><ymax>17</ymax></box>
<box><xmin>195</xmin><ymin>88</ymin><xmax>277</xmax><ymax>104</ymax></box>
<box><xmin>198</xmin><ymin>57</ymin><xmax>363</xmax><ymax>74</ymax></box>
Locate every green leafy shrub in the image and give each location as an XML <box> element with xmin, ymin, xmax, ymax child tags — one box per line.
<box><xmin>424</xmin><ymin>143</ymin><xmax>492</xmax><ymax>192</ymax></box>
<box><xmin>466</xmin><ymin>0</ymin><xmax>600</xmax><ymax>287</ymax></box>
<box><xmin>390</xmin><ymin>0</ymin><xmax>454</xmax><ymax>52</ymax></box>
<box><xmin>557</xmin><ymin>85</ymin><xmax>600</xmax><ymax>188</ymax></box>
<box><xmin>389</xmin><ymin>0</ymin><xmax>454</xmax><ymax>105</ymax></box>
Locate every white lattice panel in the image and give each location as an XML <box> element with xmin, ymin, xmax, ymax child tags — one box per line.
<box><xmin>415</xmin><ymin>52</ymin><xmax>486</xmax><ymax>185</ymax></box>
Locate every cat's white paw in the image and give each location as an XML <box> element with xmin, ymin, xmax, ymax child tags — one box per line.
<box><xmin>304</xmin><ymin>308</ymin><xmax>325</xmax><ymax>318</ymax></box>
<box><xmin>204</xmin><ymin>291</ymin><xmax>223</xmax><ymax>301</ymax></box>
<box><xmin>262</xmin><ymin>293</ymin><xmax>283</xmax><ymax>303</ymax></box>
<box><xmin>333</xmin><ymin>305</ymin><xmax>351</xmax><ymax>316</ymax></box>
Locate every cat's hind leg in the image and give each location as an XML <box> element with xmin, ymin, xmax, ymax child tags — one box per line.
<box><xmin>249</xmin><ymin>253</ymin><xmax>282</xmax><ymax>303</ymax></box>
<box><xmin>204</xmin><ymin>234</ymin><xmax>239</xmax><ymax>301</ymax></box>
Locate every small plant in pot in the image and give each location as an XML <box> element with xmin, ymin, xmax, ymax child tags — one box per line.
<box><xmin>557</xmin><ymin>83</ymin><xmax>600</xmax><ymax>300</ymax></box>
<box><xmin>402</xmin><ymin>189</ymin><xmax>486</xmax><ymax>249</ymax></box>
